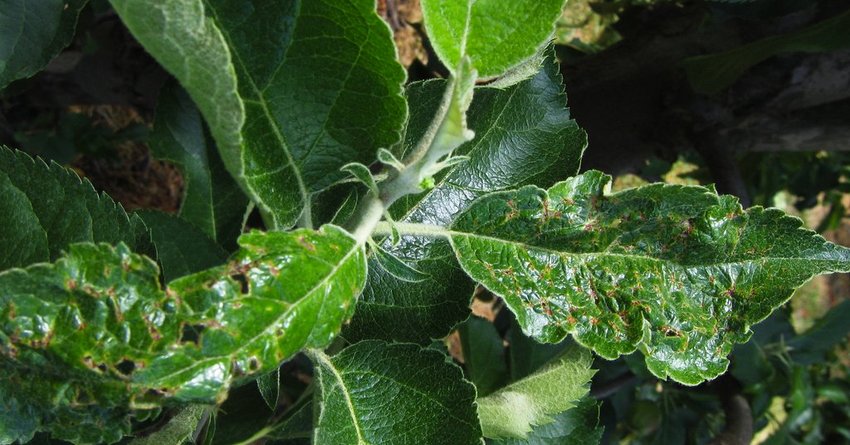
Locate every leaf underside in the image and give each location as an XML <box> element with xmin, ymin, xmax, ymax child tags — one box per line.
<box><xmin>450</xmin><ymin>170</ymin><xmax>850</xmax><ymax>384</ymax></box>
<box><xmin>0</xmin><ymin>225</ymin><xmax>365</xmax><ymax>443</ymax></box>
<box><xmin>345</xmin><ymin>55</ymin><xmax>586</xmax><ymax>344</ymax></box>
<box><xmin>312</xmin><ymin>341</ymin><xmax>482</xmax><ymax>445</ymax></box>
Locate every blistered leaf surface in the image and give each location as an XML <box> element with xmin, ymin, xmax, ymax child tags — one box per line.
<box><xmin>346</xmin><ymin>57</ymin><xmax>586</xmax><ymax>343</ymax></box>
<box><xmin>0</xmin><ymin>0</ymin><xmax>87</xmax><ymax>89</ymax></box>
<box><xmin>0</xmin><ymin>226</ymin><xmax>365</xmax><ymax>442</ymax></box>
<box><xmin>0</xmin><ymin>147</ymin><xmax>151</xmax><ymax>270</ymax></box>
<box><xmin>312</xmin><ymin>341</ymin><xmax>482</xmax><ymax>444</ymax></box>
<box><xmin>420</xmin><ymin>0</ymin><xmax>566</xmax><ymax>77</ymax></box>
<box><xmin>450</xmin><ymin>170</ymin><xmax>850</xmax><ymax>384</ymax></box>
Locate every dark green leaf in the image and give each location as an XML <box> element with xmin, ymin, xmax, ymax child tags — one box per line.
<box><xmin>488</xmin><ymin>397</ymin><xmax>603</xmax><ymax>445</ymax></box>
<box><xmin>371</xmin><ymin>243</ymin><xmax>431</xmax><ymax>283</ymax></box>
<box><xmin>0</xmin><ymin>147</ymin><xmax>151</xmax><ymax>271</ymax></box>
<box><xmin>507</xmin><ymin>321</ymin><xmax>569</xmax><ymax>381</ymax></box>
<box><xmin>311</xmin><ymin>341</ymin><xmax>482</xmax><ymax>444</ymax></box>
<box><xmin>478</xmin><ymin>344</ymin><xmax>594</xmax><ymax>439</ymax></box>
<box><xmin>150</xmin><ymin>81</ymin><xmax>249</xmax><ymax>248</ymax></box>
<box><xmin>788</xmin><ymin>300</ymin><xmax>850</xmax><ymax>365</ymax></box>
<box><xmin>136</xmin><ymin>210</ymin><xmax>229</xmax><ymax>282</ymax></box>
<box><xmin>257</xmin><ymin>369</ymin><xmax>279</xmax><ymax>411</ymax></box>
<box><xmin>420</xmin><ymin>0</ymin><xmax>566</xmax><ymax>77</ymax></box>
<box><xmin>683</xmin><ymin>10</ymin><xmax>850</xmax><ymax>94</ymax></box>
<box><xmin>449</xmin><ymin>170</ymin><xmax>850</xmax><ymax>384</ymax></box>
<box><xmin>459</xmin><ymin>315</ymin><xmax>508</xmax><ymax>396</ymax></box>
<box><xmin>0</xmin><ymin>0</ymin><xmax>88</xmax><ymax>89</ymax></box>
<box><xmin>345</xmin><ymin>55</ymin><xmax>586</xmax><ymax>344</ymax></box>
<box><xmin>0</xmin><ymin>225</ymin><xmax>365</xmax><ymax>443</ymax></box>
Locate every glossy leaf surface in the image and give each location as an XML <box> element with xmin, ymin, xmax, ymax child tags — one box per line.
<box><xmin>479</xmin><ymin>344</ymin><xmax>594</xmax><ymax>439</ymax></box>
<box><xmin>450</xmin><ymin>170</ymin><xmax>850</xmax><ymax>384</ymax></box>
<box><xmin>0</xmin><ymin>226</ymin><xmax>365</xmax><ymax>443</ymax></box>
<box><xmin>346</xmin><ymin>56</ymin><xmax>586</xmax><ymax>343</ymax></box>
<box><xmin>0</xmin><ymin>0</ymin><xmax>87</xmax><ymax>89</ymax></box>
<box><xmin>150</xmin><ymin>82</ymin><xmax>248</xmax><ymax>248</ymax></box>
<box><xmin>311</xmin><ymin>341</ymin><xmax>482</xmax><ymax>444</ymax></box>
<box><xmin>420</xmin><ymin>0</ymin><xmax>566</xmax><ymax>77</ymax></box>
<box><xmin>0</xmin><ymin>147</ymin><xmax>151</xmax><ymax>270</ymax></box>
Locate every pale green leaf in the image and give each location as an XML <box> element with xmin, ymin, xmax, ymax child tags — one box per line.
<box><xmin>449</xmin><ymin>170</ymin><xmax>850</xmax><ymax>384</ymax></box>
<box><xmin>420</xmin><ymin>0</ymin><xmax>566</xmax><ymax>77</ymax></box>
<box><xmin>341</xmin><ymin>163</ymin><xmax>379</xmax><ymax>196</ymax></box>
<box><xmin>345</xmin><ymin>55</ymin><xmax>586</xmax><ymax>344</ymax></box>
<box><xmin>110</xmin><ymin>0</ymin><xmax>245</xmax><ymax>187</ymax></box>
<box><xmin>0</xmin><ymin>225</ymin><xmax>365</xmax><ymax>443</ymax></box>
<box><xmin>150</xmin><ymin>81</ymin><xmax>249</xmax><ymax>248</ymax></box>
<box><xmin>130</xmin><ymin>405</ymin><xmax>209</xmax><ymax>445</ymax></box>
<box><xmin>478</xmin><ymin>344</ymin><xmax>594</xmax><ymax>439</ymax></box>
<box><xmin>489</xmin><ymin>397</ymin><xmax>603</xmax><ymax>445</ymax></box>
<box><xmin>0</xmin><ymin>0</ymin><xmax>88</xmax><ymax>89</ymax></box>
<box><xmin>0</xmin><ymin>147</ymin><xmax>152</xmax><ymax>271</ymax></box>
<box><xmin>311</xmin><ymin>341</ymin><xmax>482</xmax><ymax>444</ymax></box>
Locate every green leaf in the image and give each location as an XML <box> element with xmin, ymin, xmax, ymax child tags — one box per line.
<box><xmin>310</xmin><ymin>340</ymin><xmax>482</xmax><ymax>444</ymax></box>
<box><xmin>136</xmin><ymin>210</ymin><xmax>229</xmax><ymax>282</ymax></box>
<box><xmin>420</xmin><ymin>0</ymin><xmax>566</xmax><ymax>77</ymax></box>
<box><xmin>109</xmin><ymin>0</ymin><xmax>244</xmax><ymax>190</ymax></box>
<box><xmin>507</xmin><ymin>321</ymin><xmax>569</xmax><ymax>381</ymax></box>
<box><xmin>0</xmin><ymin>0</ymin><xmax>88</xmax><ymax>89</ymax></box>
<box><xmin>788</xmin><ymin>299</ymin><xmax>850</xmax><ymax>365</ymax></box>
<box><xmin>478</xmin><ymin>344</ymin><xmax>594</xmax><ymax>439</ymax></box>
<box><xmin>150</xmin><ymin>81</ymin><xmax>249</xmax><ymax>248</ymax></box>
<box><xmin>0</xmin><ymin>225</ymin><xmax>366</xmax><ymax>442</ymax></box>
<box><xmin>117</xmin><ymin>0</ymin><xmax>408</xmax><ymax>229</ymax></box>
<box><xmin>0</xmin><ymin>147</ymin><xmax>152</xmax><ymax>271</ymax></box>
<box><xmin>683</xmin><ymin>9</ymin><xmax>850</xmax><ymax>94</ymax></box>
<box><xmin>449</xmin><ymin>170</ymin><xmax>850</xmax><ymax>384</ymax></box>
<box><xmin>459</xmin><ymin>315</ymin><xmax>509</xmax><ymax>396</ymax></box>
<box><xmin>130</xmin><ymin>405</ymin><xmax>209</xmax><ymax>445</ymax></box>
<box><xmin>340</xmin><ymin>163</ymin><xmax>379</xmax><ymax>196</ymax></box>
<box><xmin>345</xmin><ymin>54</ymin><xmax>586</xmax><ymax>344</ymax></box>
<box><xmin>371</xmin><ymin>243</ymin><xmax>431</xmax><ymax>283</ymax></box>
<box><xmin>256</xmin><ymin>369</ymin><xmax>279</xmax><ymax>411</ymax></box>
<box><xmin>489</xmin><ymin>397</ymin><xmax>603</xmax><ymax>445</ymax></box>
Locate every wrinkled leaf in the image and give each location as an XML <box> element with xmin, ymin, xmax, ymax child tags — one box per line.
<box><xmin>449</xmin><ymin>170</ymin><xmax>850</xmax><ymax>384</ymax></box>
<box><xmin>478</xmin><ymin>344</ymin><xmax>594</xmax><ymax>439</ymax></box>
<box><xmin>345</xmin><ymin>55</ymin><xmax>586</xmax><ymax>344</ymax></box>
<box><xmin>130</xmin><ymin>405</ymin><xmax>208</xmax><ymax>445</ymax></box>
<box><xmin>420</xmin><ymin>0</ymin><xmax>566</xmax><ymax>77</ymax></box>
<box><xmin>136</xmin><ymin>210</ymin><xmax>228</xmax><ymax>282</ymax></box>
<box><xmin>150</xmin><ymin>81</ymin><xmax>249</xmax><ymax>248</ymax></box>
<box><xmin>489</xmin><ymin>397</ymin><xmax>603</xmax><ymax>445</ymax></box>
<box><xmin>0</xmin><ymin>0</ymin><xmax>88</xmax><ymax>89</ymax></box>
<box><xmin>311</xmin><ymin>341</ymin><xmax>482</xmax><ymax>444</ymax></box>
<box><xmin>0</xmin><ymin>147</ymin><xmax>151</xmax><ymax>271</ymax></box>
<box><xmin>0</xmin><ymin>225</ymin><xmax>365</xmax><ymax>443</ymax></box>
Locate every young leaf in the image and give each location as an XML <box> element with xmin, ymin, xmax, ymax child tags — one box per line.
<box><xmin>372</xmin><ymin>243</ymin><xmax>431</xmax><ymax>283</ymax></box>
<box><xmin>116</xmin><ymin>0</ymin><xmax>408</xmax><ymax>229</ymax></box>
<box><xmin>0</xmin><ymin>0</ymin><xmax>88</xmax><ymax>89</ymax></box>
<box><xmin>129</xmin><ymin>405</ymin><xmax>209</xmax><ymax>445</ymax></box>
<box><xmin>345</xmin><ymin>55</ymin><xmax>586</xmax><ymax>344</ymax></box>
<box><xmin>340</xmin><ymin>163</ymin><xmax>379</xmax><ymax>196</ymax></box>
<box><xmin>150</xmin><ymin>81</ymin><xmax>249</xmax><ymax>248</ymax></box>
<box><xmin>136</xmin><ymin>210</ymin><xmax>229</xmax><ymax>282</ymax></box>
<box><xmin>109</xmin><ymin>0</ymin><xmax>244</xmax><ymax>188</ymax></box>
<box><xmin>0</xmin><ymin>147</ymin><xmax>151</xmax><ymax>270</ymax></box>
<box><xmin>420</xmin><ymin>0</ymin><xmax>566</xmax><ymax>77</ymax></box>
<box><xmin>489</xmin><ymin>397</ymin><xmax>603</xmax><ymax>445</ymax></box>
<box><xmin>478</xmin><ymin>344</ymin><xmax>595</xmax><ymax>439</ymax></box>
<box><xmin>0</xmin><ymin>225</ymin><xmax>366</xmax><ymax>442</ymax></box>
<box><xmin>449</xmin><ymin>170</ymin><xmax>850</xmax><ymax>384</ymax></box>
<box><xmin>310</xmin><ymin>341</ymin><xmax>482</xmax><ymax>444</ymax></box>
<box><xmin>257</xmin><ymin>369</ymin><xmax>279</xmax><ymax>411</ymax></box>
